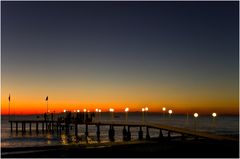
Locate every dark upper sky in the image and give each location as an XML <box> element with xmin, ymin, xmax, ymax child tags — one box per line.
<box><xmin>1</xmin><ymin>1</ymin><xmax>239</xmax><ymax>114</ymax></box>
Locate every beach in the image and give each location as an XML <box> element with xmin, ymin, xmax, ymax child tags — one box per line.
<box><xmin>2</xmin><ymin>138</ymin><xmax>239</xmax><ymax>158</ymax></box>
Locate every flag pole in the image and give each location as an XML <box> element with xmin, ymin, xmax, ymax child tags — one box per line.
<box><xmin>47</xmin><ymin>100</ymin><xmax>48</xmax><ymax>113</ymax></box>
<box><xmin>8</xmin><ymin>94</ymin><xmax>10</xmax><ymax>121</ymax></box>
<box><xmin>46</xmin><ymin>96</ymin><xmax>48</xmax><ymax>114</ymax></box>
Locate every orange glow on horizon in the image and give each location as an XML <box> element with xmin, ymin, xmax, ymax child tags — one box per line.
<box><xmin>1</xmin><ymin>100</ymin><xmax>238</xmax><ymax>115</ymax></box>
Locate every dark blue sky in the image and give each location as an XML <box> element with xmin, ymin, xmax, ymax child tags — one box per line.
<box><xmin>1</xmin><ymin>1</ymin><xmax>239</xmax><ymax>113</ymax></box>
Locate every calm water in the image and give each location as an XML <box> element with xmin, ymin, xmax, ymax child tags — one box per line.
<box><xmin>1</xmin><ymin>113</ymin><xmax>239</xmax><ymax>148</ymax></box>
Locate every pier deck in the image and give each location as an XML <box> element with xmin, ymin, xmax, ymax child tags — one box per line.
<box><xmin>9</xmin><ymin>120</ymin><xmax>238</xmax><ymax>142</ymax></box>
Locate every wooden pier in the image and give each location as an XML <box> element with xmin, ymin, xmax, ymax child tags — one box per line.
<box><xmin>8</xmin><ymin>120</ymin><xmax>238</xmax><ymax>143</ymax></box>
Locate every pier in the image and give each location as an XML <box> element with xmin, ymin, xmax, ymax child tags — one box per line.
<box><xmin>8</xmin><ymin>119</ymin><xmax>238</xmax><ymax>143</ymax></box>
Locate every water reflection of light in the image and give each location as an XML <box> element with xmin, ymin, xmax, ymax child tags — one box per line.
<box><xmin>61</xmin><ymin>134</ymin><xmax>71</xmax><ymax>145</ymax></box>
<box><xmin>47</xmin><ymin>134</ymin><xmax>52</xmax><ymax>145</ymax></box>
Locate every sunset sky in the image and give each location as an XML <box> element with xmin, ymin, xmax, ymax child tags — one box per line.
<box><xmin>1</xmin><ymin>1</ymin><xmax>239</xmax><ymax>115</ymax></box>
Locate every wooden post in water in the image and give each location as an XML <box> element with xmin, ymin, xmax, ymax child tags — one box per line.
<box><xmin>29</xmin><ymin>123</ymin><xmax>32</xmax><ymax>134</ymax></box>
<box><xmin>146</xmin><ymin>126</ymin><xmax>150</xmax><ymax>140</ymax></box>
<box><xmin>138</xmin><ymin>126</ymin><xmax>143</xmax><ymax>140</ymax></box>
<box><xmin>42</xmin><ymin>122</ymin><xmax>44</xmax><ymax>133</ymax></box>
<box><xmin>85</xmin><ymin>124</ymin><xmax>89</xmax><ymax>143</ymax></box>
<box><xmin>75</xmin><ymin>123</ymin><xmax>78</xmax><ymax>137</ymax></box>
<box><xmin>127</xmin><ymin>126</ymin><xmax>131</xmax><ymax>141</ymax></box>
<box><xmin>36</xmin><ymin>122</ymin><xmax>39</xmax><ymax>134</ymax></box>
<box><xmin>96</xmin><ymin>124</ymin><xmax>100</xmax><ymax>142</ymax></box>
<box><xmin>10</xmin><ymin>122</ymin><xmax>13</xmax><ymax>132</ymax></box>
<box><xmin>181</xmin><ymin>133</ymin><xmax>185</xmax><ymax>141</ymax></box>
<box><xmin>159</xmin><ymin>129</ymin><xmax>163</xmax><ymax>139</ymax></box>
<box><xmin>85</xmin><ymin>124</ymin><xmax>89</xmax><ymax>136</ymax></box>
<box><xmin>16</xmin><ymin>122</ymin><xmax>18</xmax><ymax>133</ymax></box>
<box><xmin>108</xmin><ymin>125</ymin><xmax>115</xmax><ymax>142</ymax></box>
<box><xmin>22</xmin><ymin>122</ymin><xmax>24</xmax><ymax>133</ymax></box>
<box><xmin>122</xmin><ymin>126</ymin><xmax>127</xmax><ymax>141</ymax></box>
<box><xmin>45</xmin><ymin>122</ymin><xmax>48</xmax><ymax>132</ymax></box>
<box><xmin>168</xmin><ymin>131</ymin><xmax>171</xmax><ymax>141</ymax></box>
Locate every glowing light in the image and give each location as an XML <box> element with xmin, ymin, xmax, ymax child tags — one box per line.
<box><xmin>162</xmin><ymin>107</ymin><xmax>166</xmax><ymax>111</ymax></box>
<box><xmin>212</xmin><ymin>112</ymin><xmax>217</xmax><ymax>117</ymax></box>
<box><xmin>99</xmin><ymin>109</ymin><xmax>101</xmax><ymax>112</ymax></box>
<box><xmin>87</xmin><ymin>110</ymin><xmax>90</xmax><ymax>113</ymax></box>
<box><xmin>83</xmin><ymin>109</ymin><xmax>87</xmax><ymax>112</ymax></box>
<box><xmin>141</xmin><ymin>108</ymin><xmax>145</xmax><ymax>112</ymax></box>
<box><xmin>96</xmin><ymin>108</ymin><xmax>99</xmax><ymax>112</ymax></box>
<box><xmin>125</xmin><ymin>107</ymin><xmax>129</xmax><ymax>112</ymax></box>
<box><xmin>109</xmin><ymin>108</ymin><xmax>114</xmax><ymax>112</ymax></box>
<box><xmin>63</xmin><ymin>109</ymin><xmax>66</xmax><ymax>113</ymax></box>
<box><xmin>77</xmin><ymin>110</ymin><xmax>80</xmax><ymax>113</ymax></box>
<box><xmin>194</xmin><ymin>113</ymin><xmax>198</xmax><ymax>118</ymax></box>
<box><xmin>74</xmin><ymin>110</ymin><xmax>76</xmax><ymax>112</ymax></box>
<box><xmin>145</xmin><ymin>107</ymin><xmax>148</xmax><ymax>111</ymax></box>
<box><xmin>168</xmin><ymin>109</ymin><xmax>173</xmax><ymax>114</ymax></box>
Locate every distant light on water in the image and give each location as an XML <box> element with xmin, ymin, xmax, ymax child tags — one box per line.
<box><xmin>141</xmin><ymin>108</ymin><xmax>145</xmax><ymax>112</ymax></box>
<box><xmin>162</xmin><ymin>107</ymin><xmax>166</xmax><ymax>111</ymax></box>
<box><xmin>125</xmin><ymin>107</ymin><xmax>129</xmax><ymax>112</ymax></box>
<box><xmin>168</xmin><ymin>110</ymin><xmax>173</xmax><ymax>114</ymax></box>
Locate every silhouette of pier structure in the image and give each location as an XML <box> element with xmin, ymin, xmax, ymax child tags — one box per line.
<box><xmin>8</xmin><ymin>112</ymin><xmax>238</xmax><ymax>143</ymax></box>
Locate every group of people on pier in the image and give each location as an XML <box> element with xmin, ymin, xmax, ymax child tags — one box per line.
<box><xmin>43</xmin><ymin>111</ymin><xmax>95</xmax><ymax>123</ymax></box>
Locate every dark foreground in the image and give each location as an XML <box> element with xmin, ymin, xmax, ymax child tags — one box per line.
<box><xmin>1</xmin><ymin>139</ymin><xmax>239</xmax><ymax>158</ymax></box>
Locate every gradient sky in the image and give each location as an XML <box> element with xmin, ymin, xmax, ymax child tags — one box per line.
<box><xmin>1</xmin><ymin>1</ymin><xmax>239</xmax><ymax>115</ymax></box>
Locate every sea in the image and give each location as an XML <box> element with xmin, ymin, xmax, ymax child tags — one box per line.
<box><xmin>1</xmin><ymin>113</ymin><xmax>239</xmax><ymax>148</ymax></box>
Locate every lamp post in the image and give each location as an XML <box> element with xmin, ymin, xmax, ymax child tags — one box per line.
<box><xmin>125</xmin><ymin>107</ymin><xmax>129</xmax><ymax>122</ymax></box>
<box><xmin>212</xmin><ymin>112</ymin><xmax>217</xmax><ymax>132</ymax></box>
<box><xmin>83</xmin><ymin>109</ymin><xmax>87</xmax><ymax>122</ymax></box>
<box><xmin>95</xmin><ymin>108</ymin><xmax>99</xmax><ymax>122</ymax></box>
<box><xmin>109</xmin><ymin>108</ymin><xmax>114</xmax><ymax>120</ymax></box>
<box><xmin>99</xmin><ymin>109</ymin><xmax>101</xmax><ymax>121</ymax></box>
<box><xmin>162</xmin><ymin>107</ymin><xmax>166</xmax><ymax>119</ymax></box>
<box><xmin>8</xmin><ymin>94</ymin><xmax>11</xmax><ymax>121</ymax></box>
<box><xmin>141</xmin><ymin>108</ymin><xmax>145</xmax><ymax>122</ymax></box>
<box><xmin>168</xmin><ymin>109</ymin><xmax>173</xmax><ymax>118</ymax></box>
<box><xmin>63</xmin><ymin>109</ymin><xmax>67</xmax><ymax>119</ymax></box>
<box><xmin>193</xmin><ymin>113</ymin><xmax>198</xmax><ymax>131</ymax></box>
<box><xmin>145</xmin><ymin>107</ymin><xmax>148</xmax><ymax>121</ymax></box>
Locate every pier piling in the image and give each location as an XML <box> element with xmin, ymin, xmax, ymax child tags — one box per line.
<box><xmin>36</xmin><ymin>122</ymin><xmax>39</xmax><ymax>134</ymax></box>
<box><xmin>96</xmin><ymin>124</ymin><xmax>100</xmax><ymax>142</ymax></box>
<box><xmin>29</xmin><ymin>123</ymin><xmax>32</xmax><ymax>133</ymax></box>
<box><xmin>146</xmin><ymin>127</ymin><xmax>150</xmax><ymax>140</ymax></box>
<box><xmin>138</xmin><ymin>126</ymin><xmax>143</xmax><ymax>140</ymax></box>
<box><xmin>10</xmin><ymin>122</ymin><xmax>13</xmax><ymax>132</ymax></box>
<box><xmin>159</xmin><ymin>129</ymin><xmax>163</xmax><ymax>139</ymax></box>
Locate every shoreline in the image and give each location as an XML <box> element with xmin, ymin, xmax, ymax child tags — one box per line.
<box><xmin>1</xmin><ymin>138</ymin><xmax>239</xmax><ymax>158</ymax></box>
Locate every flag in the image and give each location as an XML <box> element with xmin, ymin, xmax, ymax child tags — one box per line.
<box><xmin>45</xmin><ymin>96</ymin><xmax>48</xmax><ymax>101</ymax></box>
<box><xmin>8</xmin><ymin>94</ymin><xmax>10</xmax><ymax>102</ymax></box>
